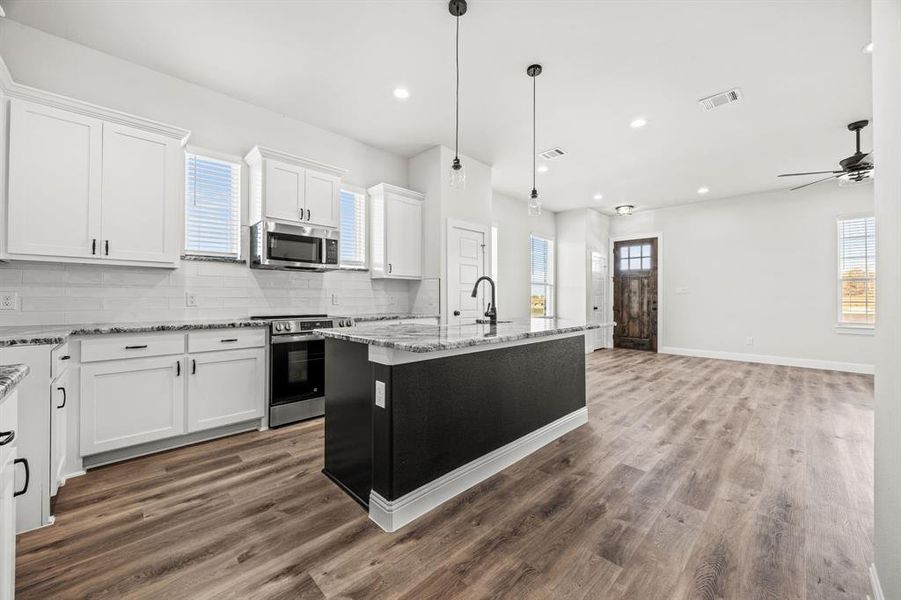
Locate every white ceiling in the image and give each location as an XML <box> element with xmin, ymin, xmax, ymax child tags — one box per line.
<box><xmin>4</xmin><ymin>0</ymin><xmax>873</xmax><ymax>213</ymax></box>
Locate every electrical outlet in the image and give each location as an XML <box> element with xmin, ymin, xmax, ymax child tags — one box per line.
<box><xmin>746</xmin><ymin>336</ymin><xmax>754</xmax><ymax>346</ymax></box>
<box><xmin>375</xmin><ymin>381</ymin><xmax>386</xmax><ymax>408</ymax></box>
<box><xmin>185</xmin><ymin>292</ymin><xmax>198</xmax><ymax>308</ymax></box>
<box><xmin>0</xmin><ymin>292</ymin><xmax>18</xmax><ymax>311</ymax></box>
<box><xmin>331</xmin><ymin>293</ymin><xmax>339</xmax><ymax>306</ymax></box>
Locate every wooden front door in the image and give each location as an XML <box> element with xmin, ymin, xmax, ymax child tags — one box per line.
<box><xmin>613</xmin><ymin>238</ymin><xmax>658</xmax><ymax>351</ymax></box>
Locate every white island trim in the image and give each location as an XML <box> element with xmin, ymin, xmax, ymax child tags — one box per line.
<box><xmin>368</xmin><ymin>406</ymin><xmax>589</xmax><ymax>532</ymax></box>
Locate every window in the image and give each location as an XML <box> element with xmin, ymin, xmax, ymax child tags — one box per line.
<box><xmin>339</xmin><ymin>188</ymin><xmax>366</xmax><ymax>268</ymax></box>
<box><xmin>530</xmin><ymin>234</ymin><xmax>554</xmax><ymax>317</ymax></box>
<box><xmin>184</xmin><ymin>152</ymin><xmax>241</xmax><ymax>258</ymax></box>
<box><xmin>618</xmin><ymin>243</ymin><xmax>653</xmax><ymax>272</ymax></box>
<box><xmin>837</xmin><ymin>216</ymin><xmax>876</xmax><ymax>326</ymax></box>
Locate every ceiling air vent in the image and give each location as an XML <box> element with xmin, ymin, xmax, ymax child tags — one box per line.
<box><xmin>698</xmin><ymin>88</ymin><xmax>743</xmax><ymax>111</ymax></box>
<box><xmin>538</xmin><ymin>147</ymin><xmax>566</xmax><ymax>160</ymax></box>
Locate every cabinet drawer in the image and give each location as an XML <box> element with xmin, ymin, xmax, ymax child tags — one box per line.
<box><xmin>188</xmin><ymin>328</ymin><xmax>266</xmax><ymax>353</ymax></box>
<box><xmin>81</xmin><ymin>334</ymin><xmax>185</xmax><ymax>363</ymax></box>
<box><xmin>51</xmin><ymin>342</ymin><xmax>71</xmax><ymax>380</ymax></box>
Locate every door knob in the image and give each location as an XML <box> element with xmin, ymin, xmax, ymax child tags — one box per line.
<box><xmin>453</xmin><ymin>310</ymin><xmax>461</xmax><ymax>316</ymax></box>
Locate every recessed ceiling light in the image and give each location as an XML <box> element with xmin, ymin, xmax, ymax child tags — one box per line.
<box><xmin>393</xmin><ymin>87</ymin><xmax>410</xmax><ymax>99</ymax></box>
<box><xmin>630</xmin><ymin>117</ymin><xmax>648</xmax><ymax>129</ymax></box>
<box><xmin>615</xmin><ymin>205</ymin><xmax>634</xmax><ymax>216</ymax></box>
<box><xmin>593</xmin><ymin>193</ymin><xmax>604</xmax><ymax>201</ymax></box>
<box><xmin>863</xmin><ymin>42</ymin><xmax>874</xmax><ymax>54</ymax></box>
<box><xmin>697</xmin><ymin>186</ymin><xmax>710</xmax><ymax>195</ymax></box>
<box><xmin>537</xmin><ymin>164</ymin><xmax>549</xmax><ymax>173</ymax></box>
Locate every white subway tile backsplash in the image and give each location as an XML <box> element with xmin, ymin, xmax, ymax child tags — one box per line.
<box><xmin>3</xmin><ymin>260</ymin><xmax>419</xmax><ymax>325</ymax></box>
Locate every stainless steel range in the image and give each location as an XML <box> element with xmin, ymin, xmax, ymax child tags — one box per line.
<box><xmin>253</xmin><ymin>314</ymin><xmax>355</xmax><ymax>427</ymax></box>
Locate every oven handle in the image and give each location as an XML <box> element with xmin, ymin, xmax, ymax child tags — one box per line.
<box><xmin>271</xmin><ymin>334</ymin><xmax>326</xmax><ymax>344</ymax></box>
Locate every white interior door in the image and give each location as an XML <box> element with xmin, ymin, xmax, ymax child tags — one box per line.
<box><xmin>7</xmin><ymin>99</ymin><xmax>102</xmax><ymax>258</ymax></box>
<box><xmin>265</xmin><ymin>160</ymin><xmax>304</xmax><ymax>222</ymax></box>
<box><xmin>446</xmin><ymin>222</ymin><xmax>487</xmax><ymax>325</ymax></box>
<box><xmin>589</xmin><ymin>250</ymin><xmax>608</xmax><ymax>351</ymax></box>
<box><xmin>101</xmin><ymin>123</ymin><xmax>179</xmax><ymax>263</ymax></box>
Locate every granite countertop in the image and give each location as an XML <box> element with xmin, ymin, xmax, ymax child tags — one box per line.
<box><xmin>0</xmin><ymin>318</ymin><xmax>269</xmax><ymax>348</ymax></box>
<box><xmin>351</xmin><ymin>314</ymin><xmax>440</xmax><ymax>323</ymax></box>
<box><xmin>315</xmin><ymin>318</ymin><xmax>609</xmax><ymax>353</ymax></box>
<box><xmin>0</xmin><ymin>364</ymin><xmax>29</xmax><ymax>402</ymax></box>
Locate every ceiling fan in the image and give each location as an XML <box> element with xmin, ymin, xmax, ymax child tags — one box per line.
<box><xmin>778</xmin><ymin>120</ymin><xmax>874</xmax><ymax>190</ymax></box>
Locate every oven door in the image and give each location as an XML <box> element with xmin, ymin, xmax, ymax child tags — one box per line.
<box><xmin>270</xmin><ymin>334</ymin><xmax>325</xmax><ymax>406</ymax></box>
<box><xmin>266</xmin><ymin>229</ymin><xmax>325</xmax><ymax>268</ymax></box>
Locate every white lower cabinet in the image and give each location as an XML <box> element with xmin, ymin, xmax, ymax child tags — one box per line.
<box><xmin>0</xmin><ymin>390</ymin><xmax>19</xmax><ymax>600</ymax></box>
<box><xmin>187</xmin><ymin>348</ymin><xmax>265</xmax><ymax>432</ymax></box>
<box><xmin>50</xmin><ymin>369</ymin><xmax>70</xmax><ymax>497</ymax></box>
<box><xmin>80</xmin><ymin>355</ymin><xmax>185</xmax><ymax>455</ymax></box>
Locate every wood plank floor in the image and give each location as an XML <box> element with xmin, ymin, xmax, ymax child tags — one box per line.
<box><xmin>15</xmin><ymin>349</ymin><xmax>874</xmax><ymax>599</ymax></box>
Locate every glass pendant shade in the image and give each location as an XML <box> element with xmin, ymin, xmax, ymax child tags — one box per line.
<box><xmin>528</xmin><ymin>189</ymin><xmax>542</xmax><ymax>216</ymax></box>
<box><xmin>449</xmin><ymin>156</ymin><xmax>466</xmax><ymax>188</ymax></box>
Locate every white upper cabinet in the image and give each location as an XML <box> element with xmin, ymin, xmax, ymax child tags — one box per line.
<box><xmin>245</xmin><ymin>146</ymin><xmax>346</xmax><ymax>229</ymax></box>
<box><xmin>369</xmin><ymin>183</ymin><xmax>424</xmax><ymax>280</ymax></box>
<box><xmin>101</xmin><ymin>123</ymin><xmax>180</xmax><ymax>264</ymax></box>
<box><xmin>7</xmin><ymin>100</ymin><xmax>102</xmax><ymax>259</ymax></box>
<box><xmin>3</xmin><ymin>91</ymin><xmax>189</xmax><ymax>268</ymax></box>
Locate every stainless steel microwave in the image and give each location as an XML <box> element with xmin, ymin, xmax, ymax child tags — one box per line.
<box><xmin>250</xmin><ymin>221</ymin><xmax>339</xmax><ymax>271</ymax></box>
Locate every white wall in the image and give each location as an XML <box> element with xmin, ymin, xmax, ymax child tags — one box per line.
<box><xmin>872</xmin><ymin>1</ymin><xmax>901</xmax><ymax>597</ymax></box>
<box><xmin>0</xmin><ymin>19</ymin><xmax>420</xmax><ymax>325</ymax></box>
<box><xmin>610</xmin><ymin>183</ymin><xmax>875</xmax><ymax>372</ymax></box>
<box><xmin>492</xmin><ymin>192</ymin><xmax>555</xmax><ymax>320</ymax></box>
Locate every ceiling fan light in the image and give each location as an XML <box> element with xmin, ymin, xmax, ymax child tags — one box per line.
<box><xmin>615</xmin><ymin>205</ymin><xmax>634</xmax><ymax>216</ymax></box>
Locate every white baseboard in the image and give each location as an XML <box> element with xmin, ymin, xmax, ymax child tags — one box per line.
<box><xmin>870</xmin><ymin>564</ymin><xmax>885</xmax><ymax>600</ymax></box>
<box><xmin>369</xmin><ymin>406</ymin><xmax>589</xmax><ymax>532</ymax></box>
<box><xmin>660</xmin><ymin>346</ymin><xmax>874</xmax><ymax>375</ymax></box>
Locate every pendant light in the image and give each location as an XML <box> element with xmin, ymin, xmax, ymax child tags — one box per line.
<box><xmin>527</xmin><ymin>64</ymin><xmax>543</xmax><ymax>216</ymax></box>
<box><xmin>448</xmin><ymin>0</ymin><xmax>467</xmax><ymax>188</ymax></box>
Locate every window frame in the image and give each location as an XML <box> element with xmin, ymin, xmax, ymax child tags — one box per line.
<box><xmin>836</xmin><ymin>213</ymin><xmax>876</xmax><ymax>333</ymax></box>
<box><xmin>182</xmin><ymin>146</ymin><xmax>244</xmax><ymax>261</ymax></box>
<box><xmin>529</xmin><ymin>233</ymin><xmax>555</xmax><ymax>319</ymax></box>
<box><xmin>338</xmin><ymin>185</ymin><xmax>368</xmax><ymax>270</ymax></box>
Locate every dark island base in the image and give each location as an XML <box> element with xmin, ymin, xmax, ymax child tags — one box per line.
<box><xmin>323</xmin><ymin>334</ymin><xmax>587</xmax><ymax>526</ymax></box>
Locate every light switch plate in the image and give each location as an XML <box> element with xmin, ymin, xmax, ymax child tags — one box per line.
<box><xmin>375</xmin><ymin>380</ymin><xmax>386</xmax><ymax>408</ymax></box>
<box><xmin>185</xmin><ymin>292</ymin><xmax>198</xmax><ymax>308</ymax></box>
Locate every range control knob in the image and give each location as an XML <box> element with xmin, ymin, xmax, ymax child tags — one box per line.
<box><xmin>339</xmin><ymin>320</ymin><xmax>347</xmax><ymax>327</ymax></box>
<box><xmin>274</xmin><ymin>323</ymin><xmax>283</xmax><ymax>332</ymax></box>
<box><xmin>284</xmin><ymin>322</ymin><xmax>293</xmax><ymax>332</ymax></box>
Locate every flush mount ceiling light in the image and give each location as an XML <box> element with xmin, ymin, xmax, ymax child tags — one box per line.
<box><xmin>393</xmin><ymin>87</ymin><xmax>410</xmax><ymax>100</ymax></box>
<box><xmin>630</xmin><ymin>117</ymin><xmax>648</xmax><ymax>129</ymax></box>
<box><xmin>697</xmin><ymin>186</ymin><xmax>710</xmax><ymax>195</ymax></box>
<box><xmin>527</xmin><ymin>63</ymin><xmax>543</xmax><ymax>216</ymax></box>
<box><xmin>537</xmin><ymin>164</ymin><xmax>548</xmax><ymax>173</ymax></box>
<box><xmin>593</xmin><ymin>193</ymin><xmax>604</xmax><ymax>201</ymax></box>
<box><xmin>615</xmin><ymin>204</ymin><xmax>634</xmax><ymax>216</ymax></box>
<box><xmin>448</xmin><ymin>0</ymin><xmax>467</xmax><ymax>188</ymax></box>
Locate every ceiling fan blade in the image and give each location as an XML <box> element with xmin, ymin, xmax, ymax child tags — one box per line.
<box><xmin>790</xmin><ymin>174</ymin><xmax>842</xmax><ymax>191</ymax></box>
<box><xmin>778</xmin><ymin>170</ymin><xmax>844</xmax><ymax>177</ymax></box>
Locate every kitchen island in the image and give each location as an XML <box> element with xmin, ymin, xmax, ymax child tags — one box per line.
<box><xmin>316</xmin><ymin>318</ymin><xmax>602</xmax><ymax>531</ymax></box>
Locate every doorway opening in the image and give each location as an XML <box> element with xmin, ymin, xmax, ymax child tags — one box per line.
<box><xmin>612</xmin><ymin>237</ymin><xmax>659</xmax><ymax>351</ymax></box>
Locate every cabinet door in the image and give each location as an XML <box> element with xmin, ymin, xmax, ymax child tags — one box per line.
<box><xmin>385</xmin><ymin>195</ymin><xmax>422</xmax><ymax>278</ymax></box>
<box><xmin>187</xmin><ymin>348</ymin><xmax>265</xmax><ymax>433</ymax></box>
<box><xmin>264</xmin><ymin>160</ymin><xmax>305</xmax><ymax>223</ymax></box>
<box><xmin>101</xmin><ymin>123</ymin><xmax>180</xmax><ymax>264</ymax></box>
<box><xmin>304</xmin><ymin>171</ymin><xmax>339</xmax><ymax>228</ymax></box>
<box><xmin>0</xmin><ymin>450</ymin><xmax>15</xmax><ymax>600</ymax></box>
<box><xmin>80</xmin><ymin>356</ymin><xmax>185</xmax><ymax>455</ymax></box>
<box><xmin>50</xmin><ymin>373</ymin><xmax>69</xmax><ymax>497</ymax></box>
<box><xmin>7</xmin><ymin>99</ymin><xmax>102</xmax><ymax>258</ymax></box>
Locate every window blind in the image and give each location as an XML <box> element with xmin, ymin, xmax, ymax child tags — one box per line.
<box><xmin>185</xmin><ymin>153</ymin><xmax>241</xmax><ymax>257</ymax></box>
<box><xmin>838</xmin><ymin>216</ymin><xmax>875</xmax><ymax>325</ymax></box>
<box><xmin>530</xmin><ymin>235</ymin><xmax>554</xmax><ymax>317</ymax></box>
<box><xmin>339</xmin><ymin>189</ymin><xmax>366</xmax><ymax>268</ymax></box>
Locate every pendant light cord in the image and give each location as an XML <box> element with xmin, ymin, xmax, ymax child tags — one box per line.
<box><xmin>532</xmin><ymin>74</ymin><xmax>537</xmax><ymax>193</ymax></box>
<box><xmin>455</xmin><ymin>13</ymin><xmax>460</xmax><ymax>161</ymax></box>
